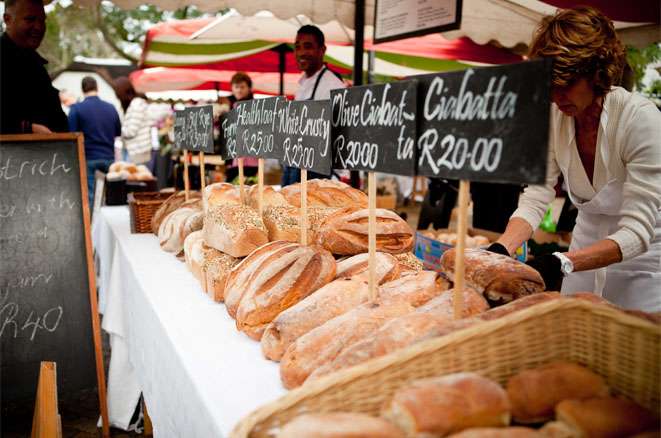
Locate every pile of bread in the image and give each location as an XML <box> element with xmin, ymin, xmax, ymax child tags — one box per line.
<box><xmin>106</xmin><ymin>161</ymin><xmax>154</xmax><ymax>181</ymax></box>
<box><xmin>277</xmin><ymin>361</ymin><xmax>659</xmax><ymax>437</ymax></box>
<box><xmin>419</xmin><ymin>229</ymin><xmax>491</xmax><ymax>248</ymax></box>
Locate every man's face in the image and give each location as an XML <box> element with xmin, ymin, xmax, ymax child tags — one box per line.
<box><xmin>3</xmin><ymin>0</ymin><xmax>46</xmax><ymax>50</ymax></box>
<box><xmin>231</xmin><ymin>81</ymin><xmax>251</xmax><ymax>101</ymax></box>
<box><xmin>295</xmin><ymin>33</ymin><xmax>325</xmax><ymax>75</ymax></box>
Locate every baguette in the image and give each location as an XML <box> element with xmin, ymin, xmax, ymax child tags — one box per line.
<box><xmin>556</xmin><ymin>397</ymin><xmax>659</xmax><ymax>438</ymax></box>
<box><xmin>315</xmin><ymin>207</ymin><xmax>414</xmax><ymax>255</ymax></box>
<box><xmin>280</xmin><ymin>300</ymin><xmax>415</xmax><ymax>389</ymax></box>
<box><xmin>277</xmin><ymin>412</ymin><xmax>404</xmax><ymax>438</ymax></box>
<box><xmin>261</xmin><ymin>278</ymin><xmax>370</xmax><ymax>361</ymax></box>
<box><xmin>506</xmin><ymin>361</ymin><xmax>610</xmax><ymax>423</ymax></box>
<box><xmin>235</xmin><ymin>242</ymin><xmax>336</xmax><ymax>340</ymax></box>
<box><xmin>335</xmin><ymin>252</ymin><xmax>400</xmax><ymax>285</ymax></box>
<box><xmin>381</xmin><ymin>373</ymin><xmax>511</xmax><ymax>436</ymax></box>
<box><xmin>282</xmin><ymin>179</ymin><xmax>368</xmax><ymax>208</ymax></box>
<box><xmin>440</xmin><ymin>248</ymin><xmax>545</xmax><ymax>304</ymax></box>
<box><xmin>203</xmin><ymin>204</ymin><xmax>268</xmax><ymax>257</ymax></box>
<box><xmin>308</xmin><ymin>287</ymin><xmax>488</xmax><ymax>381</ymax></box>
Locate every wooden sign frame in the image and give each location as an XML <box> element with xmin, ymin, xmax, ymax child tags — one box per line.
<box><xmin>0</xmin><ymin>133</ymin><xmax>110</xmax><ymax>438</ymax></box>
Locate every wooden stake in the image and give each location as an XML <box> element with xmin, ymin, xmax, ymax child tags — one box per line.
<box><xmin>453</xmin><ymin>180</ymin><xmax>470</xmax><ymax>320</ymax></box>
<box><xmin>31</xmin><ymin>362</ymin><xmax>62</xmax><ymax>438</ymax></box>
<box><xmin>183</xmin><ymin>150</ymin><xmax>190</xmax><ymax>201</ymax></box>
<box><xmin>300</xmin><ymin>169</ymin><xmax>308</xmax><ymax>246</ymax></box>
<box><xmin>258</xmin><ymin>158</ymin><xmax>264</xmax><ymax>216</ymax></box>
<box><xmin>368</xmin><ymin>172</ymin><xmax>377</xmax><ymax>302</ymax></box>
<box><xmin>238</xmin><ymin>157</ymin><xmax>245</xmax><ymax>204</ymax></box>
<box><xmin>142</xmin><ymin>398</ymin><xmax>153</xmax><ymax>436</ymax></box>
<box><xmin>199</xmin><ymin>152</ymin><xmax>206</xmax><ymax>193</ymax></box>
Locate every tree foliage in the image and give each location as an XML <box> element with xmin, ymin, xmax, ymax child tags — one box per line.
<box><xmin>626</xmin><ymin>43</ymin><xmax>661</xmax><ymax>91</ymax></box>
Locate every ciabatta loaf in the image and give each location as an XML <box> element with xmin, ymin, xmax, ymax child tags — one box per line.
<box><xmin>506</xmin><ymin>361</ymin><xmax>609</xmax><ymax>423</ymax></box>
<box><xmin>203</xmin><ymin>204</ymin><xmax>268</xmax><ymax>257</ymax></box>
<box><xmin>280</xmin><ymin>299</ymin><xmax>414</xmax><ymax>389</ymax></box>
<box><xmin>278</xmin><ymin>412</ymin><xmax>404</xmax><ymax>438</ymax></box>
<box><xmin>282</xmin><ymin>179</ymin><xmax>368</xmax><ymax>208</ymax></box>
<box><xmin>308</xmin><ymin>288</ymin><xmax>488</xmax><ymax>381</ymax></box>
<box><xmin>335</xmin><ymin>252</ymin><xmax>400</xmax><ymax>285</ymax></box>
<box><xmin>261</xmin><ymin>278</ymin><xmax>370</xmax><ymax>361</ymax></box>
<box><xmin>381</xmin><ymin>373</ymin><xmax>511</xmax><ymax>436</ymax></box>
<box><xmin>440</xmin><ymin>248</ymin><xmax>545</xmax><ymax>304</ymax></box>
<box><xmin>315</xmin><ymin>207</ymin><xmax>414</xmax><ymax>255</ymax></box>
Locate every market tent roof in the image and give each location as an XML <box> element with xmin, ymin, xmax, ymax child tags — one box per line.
<box><xmin>75</xmin><ymin>0</ymin><xmax>659</xmax><ymax>50</ymax></box>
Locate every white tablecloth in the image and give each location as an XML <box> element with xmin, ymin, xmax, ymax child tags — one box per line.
<box><xmin>92</xmin><ymin>206</ymin><xmax>286</xmax><ymax>437</ymax></box>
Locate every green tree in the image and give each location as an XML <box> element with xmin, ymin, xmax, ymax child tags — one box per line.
<box><xmin>626</xmin><ymin>43</ymin><xmax>661</xmax><ymax>91</ymax></box>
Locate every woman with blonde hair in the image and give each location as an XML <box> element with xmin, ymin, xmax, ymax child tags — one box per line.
<box><xmin>488</xmin><ymin>6</ymin><xmax>661</xmax><ymax>310</ymax></box>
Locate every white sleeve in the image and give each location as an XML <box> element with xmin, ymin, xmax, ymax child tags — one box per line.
<box><xmin>510</xmin><ymin>139</ymin><xmax>562</xmax><ymax>231</ymax></box>
<box><xmin>608</xmin><ymin>101</ymin><xmax>661</xmax><ymax>260</ymax></box>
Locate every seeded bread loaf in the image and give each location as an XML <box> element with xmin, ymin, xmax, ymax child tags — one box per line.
<box><xmin>262</xmin><ymin>205</ymin><xmax>339</xmax><ymax>243</ymax></box>
<box><xmin>203</xmin><ymin>204</ymin><xmax>268</xmax><ymax>258</ymax></box>
<box><xmin>203</xmin><ymin>251</ymin><xmax>240</xmax><ymax>302</ymax></box>
<box><xmin>202</xmin><ymin>182</ymin><xmax>240</xmax><ymax>213</ymax></box>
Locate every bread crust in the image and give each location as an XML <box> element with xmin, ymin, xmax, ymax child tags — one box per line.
<box><xmin>203</xmin><ymin>204</ymin><xmax>268</xmax><ymax>258</ymax></box>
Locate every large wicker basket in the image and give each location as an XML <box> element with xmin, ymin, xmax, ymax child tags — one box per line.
<box><xmin>128</xmin><ymin>192</ymin><xmax>173</xmax><ymax>233</ymax></box>
<box><xmin>232</xmin><ymin>298</ymin><xmax>660</xmax><ymax>437</ymax></box>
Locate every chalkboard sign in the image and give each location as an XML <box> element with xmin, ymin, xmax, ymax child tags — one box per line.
<box><xmin>415</xmin><ymin>59</ymin><xmax>551</xmax><ymax>184</ymax></box>
<box><xmin>235</xmin><ymin>97</ymin><xmax>285</xmax><ymax>160</ymax></box>
<box><xmin>219</xmin><ymin>109</ymin><xmax>238</xmax><ymax>160</ymax></box>
<box><xmin>184</xmin><ymin>105</ymin><xmax>214</xmax><ymax>153</ymax></box>
<box><xmin>272</xmin><ymin>99</ymin><xmax>332</xmax><ymax>175</ymax></box>
<box><xmin>0</xmin><ymin>134</ymin><xmax>106</xmax><ymax>410</ymax></box>
<box><xmin>331</xmin><ymin>81</ymin><xmax>417</xmax><ymax>175</ymax></box>
<box><xmin>173</xmin><ymin>109</ymin><xmax>186</xmax><ymax>151</ymax></box>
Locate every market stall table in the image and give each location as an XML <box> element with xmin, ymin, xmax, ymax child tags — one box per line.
<box><xmin>92</xmin><ymin>206</ymin><xmax>285</xmax><ymax>436</ymax></box>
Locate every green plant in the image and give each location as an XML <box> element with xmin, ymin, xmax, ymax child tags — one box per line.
<box><xmin>626</xmin><ymin>44</ymin><xmax>661</xmax><ymax>91</ymax></box>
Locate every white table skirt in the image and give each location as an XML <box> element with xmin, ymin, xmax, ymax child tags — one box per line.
<box><xmin>92</xmin><ymin>206</ymin><xmax>285</xmax><ymax>437</ymax></box>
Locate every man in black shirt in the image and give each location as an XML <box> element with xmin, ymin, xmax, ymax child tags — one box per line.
<box><xmin>1</xmin><ymin>0</ymin><xmax>68</xmax><ymax>134</ymax></box>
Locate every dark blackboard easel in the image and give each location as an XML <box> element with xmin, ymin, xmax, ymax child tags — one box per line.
<box><xmin>0</xmin><ymin>133</ymin><xmax>109</xmax><ymax>437</ymax></box>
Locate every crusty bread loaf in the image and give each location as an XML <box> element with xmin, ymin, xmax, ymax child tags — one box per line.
<box><xmin>158</xmin><ymin>206</ymin><xmax>204</xmax><ymax>255</ymax></box>
<box><xmin>280</xmin><ymin>300</ymin><xmax>415</xmax><ymax>389</ymax></box>
<box><xmin>379</xmin><ymin>270</ymin><xmax>446</xmax><ymax>307</ymax></box>
<box><xmin>277</xmin><ymin>412</ymin><xmax>404</xmax><ymax>438</ymax></box>
<box><xmin>335</xmin><ymin>252</ymin><xmax>400</xmax><ymax>285</ymax></box>
<box><xmin>315</xmin><ymin>207</ymin><xmax>414</xmax><ymax>255</ymax></box>
<box><xmin>556</xmin><ymin>397</ymin><xmax>659</xmax><ymax>438</ymax></box>
<box><xmin>203</xmin><ymin>250</ymin><xmax>240</xmax><ymax>302</ymax></box>
<box><xmin>382</xmin><ymin>373</ymin><xmax>511</xmax><ymax>436</ymax></box>
<box><xmin>261</xmin><ymin>278</ymin><xmax>370</xmax><ymax>361</ymax></box>
<box><xmin>394</xmin><ymin>252</ymin><xmax>424</xmax><ymax>272</ymax></box>
<box><xmin>282</xmin><ymin>179</ymin><xmax>368</xmax><ymax>208</ymax></box>
<box><xmin>309</xmin><ymin>288</ymin><xmax>488</xmax><ymax>381</ymax></box>
<box><xmin>224</xmin><ymin>241</ymin><xmax>292</xmax><ymax>311</ymax></box>
<box><xmin>151</xmin><ymin>191</ymin><xmax>201</xmax><ymax>234</ymax></box>
<box><xmin>440</xmin><ymin>248</ymin><xmax>545</xmax><ymax>304</ymax></box>
<box><xmin>507</xmin><ymin>361</ymin><xmax>610</xmax><ymax>423</ymax></box>
<box><xmin>234</xmin><ymin>242</ymin><xmax>336</xmax><ymax>340</ymax></box>
<box><xmin>262</xmin><ymin>206</ymin><xmax>340</xmax><ymax>243</ymax></box>
<box><xmin>202</xmin><ymin>182</ymin><xmax>240</xmax><ymax>213</ymax></box>
<box><xmin>247</xmin><ymin>185</ymin><xmax>289</xmax><ymax>210</ymax></box>
<box><xmin>539</xmin><ymin>421</ymin><xmax>580</xmax><ymax>438</ymax></box>
<box><xmin>448</xmin><ymin>427</ymin><xmax>544</xmax><ymax>437</ymax></box>
<box><xmin>183</xmin><ymin>230</ymin><xmax>207</xmax><ymax>284</ymax></box>
<box><xmin>203</xmin><ymin>204</ymin><xmax>268</xmax><ymax>258</ymax></box>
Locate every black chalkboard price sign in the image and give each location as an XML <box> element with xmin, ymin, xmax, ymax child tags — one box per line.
<box><xmin>173</xmin><ymin>109</ymin><xmax>186</xmax><ymax>151</ymax></box>
<box><xmin>331</xmin><ymin>80</ymin><xmax>417</xmax><ymax>176</ymax></box>
<box><xmin>235</xmin><ymin>97</ymin><xmax>285</xmax><ymax>160</ymax></box>
<box><xmin>184</xmin><ymin>105</ymin><xmax>214</xmax><ymax>153</ymax></box>
<box><xmin>272</xmin><ymin>99</ymin><xmax>332</xmax><ymax>175</ymax></box>
<box><xmin>415</xmin><ymin>59</ymin><xmax>552</xmax><ymax>184</ymax></box>
<box><xmin>219</xmin><ymin>108</ymin><xmax>239</xmax><ymax>160</ymax></box>
<box><xmin>0</xmin><ymin>134</ymin><xmax>108</xmax><ymax>432</ymax></box>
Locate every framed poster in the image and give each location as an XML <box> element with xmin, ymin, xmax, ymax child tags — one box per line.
<box><xmin>374</xmin><ymin>0</ymin><xmax>462</xmax><ymax>43</ymax></box>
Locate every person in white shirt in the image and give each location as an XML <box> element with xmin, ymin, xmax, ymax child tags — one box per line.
<box><xmin>281</xmin><ymin>24</ymin><xmax>346</xmax><ymax>186</ymax></box>
<box><xmin>488</xmin><ymin>6</ymin><xmax>661</xmax><ymax>311</ymax></box>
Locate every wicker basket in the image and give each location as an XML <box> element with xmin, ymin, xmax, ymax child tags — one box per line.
<box><xmin>232</xmin><ymin>298</ymin><xmax>660</xmax><ymax>437</ymax></box>
<box><xmin>128</xmin><ymin>192</ymin><xmax>173</xmax><ymax>233</ymax></box>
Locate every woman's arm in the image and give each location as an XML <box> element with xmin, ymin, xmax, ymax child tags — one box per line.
<box><xmin>565</xmin><ymin>239</ymin><xmax>622</xmax><ymax>271</ymax></box>
<box><xmin>496</xmin><ymin>217</ymin><xmax>534</xmax><ymax>255</ymax></box>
